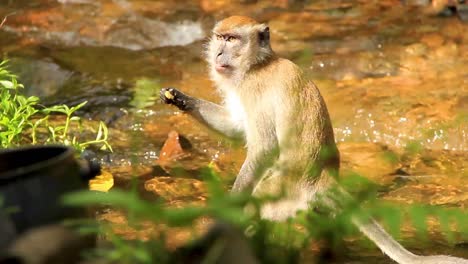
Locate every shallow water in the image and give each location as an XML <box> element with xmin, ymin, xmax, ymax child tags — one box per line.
<box><xmin>1</xmin><ymin>0</ymin><xmax>467</xmax><ymax>262</ymax></box>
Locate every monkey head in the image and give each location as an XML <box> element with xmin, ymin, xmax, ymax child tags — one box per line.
<box><xmin>206</xmin><ymin>16</ymin><xmax>273</xmax><ymax>80</ymax></box>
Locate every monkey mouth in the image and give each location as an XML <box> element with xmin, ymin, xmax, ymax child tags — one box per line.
<box><xmin>215</xmin><ymin>64</ymin><xmax>231</xmax><ymax>73</ymax></box>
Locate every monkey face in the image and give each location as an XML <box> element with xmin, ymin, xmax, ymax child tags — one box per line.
<box><xmin>210</xmin><ymin>32</ymin><xmax>245</xmax><ymax>74</ymax></box>
<box><xmin>206</xmin><ymin>16</ymin><xmax>272</xmax><ymax>78</ymax></box>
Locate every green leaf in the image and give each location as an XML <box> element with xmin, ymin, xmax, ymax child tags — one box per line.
<box><xmin>96</xmin><ymin>122</ymin><xmax>104</xmax><ymax>140</ymax></box>
<box><xmin>27</xmin><ymin>96</ymin><xmax>39</xmax><ymax>103</ymax></box>
<box><xmin>436</xmin><ymin>210</ymin><xmax>454</xmax><ymax>243</ymax></box>
<box><xmin>201</xmin><ymin>167</ymin><xmax>225</xmax><ymax>200</ymax></box>
<box><xmin>70</xmin><ymin>101</ymin><xmax>87</xmax><ymax>113</ymax></box>
<box><xmin>0</xmin><ymin>80</ymin><xmax>14</xmax><ymax>89</ymax></box>
<box><xmin>380</xmin><ymin>205</ymin><xmax>402</xmax><ymax>239</ymax></box>
<box><xmin>130</xmin><ymin>78</ymin><xmax>160</xmax><ymax>109</ymax></box>
<box><xmin>409</xmin><ymin>205</ymin><xmax>428</xmax><ymax>240</ymax></box>
<box><xmin>405</xmin><ymin>140</ymin><xmax>423</xmax><ymax>155</ymax></box>
<box><xmin>163</xmin><ymin>207</ymin><xmax>205</xmax><ymax>226</ymax></box>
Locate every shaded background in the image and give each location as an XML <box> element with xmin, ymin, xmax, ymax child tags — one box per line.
<box><xmin>0</xmin><ymin>0</ymin><xmax>467</xmax><ymax>262</ymax></box>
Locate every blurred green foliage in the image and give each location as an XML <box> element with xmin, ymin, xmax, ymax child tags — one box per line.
<box><xmin>0</xmin><ymin>60</ymin><xmax>111</xmax><ymax>152</ymax></box>
<box><xmin>130</xmin><ymin>78</ymin><xmax>160</xmax><ymax>109</ymax></box>
<box><xmin>63</xmin><ymin>167</ymin><xmax>468</xmax><ymax>264</ymax></box>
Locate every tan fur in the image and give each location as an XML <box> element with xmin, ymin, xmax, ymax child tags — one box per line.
<box><xmin>162</xmin><ymin>16</ymin><xmax>468</xmax><ymax>264</ymax></box>
<box><xmin>208</xmin><ymin>16</ymin><xmax>468</xmax><ymax>264</ymax></box>
<box><xmin>214</xmin><ymin>16</ymin><xmax>259</xmax><ymax>34</ymax></box>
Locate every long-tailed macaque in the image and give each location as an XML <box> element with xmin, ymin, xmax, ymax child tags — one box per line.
<box><xmin>160</xmin><ymin>16</ymin><xmax>468</xmax><ymax>264</ymax></box>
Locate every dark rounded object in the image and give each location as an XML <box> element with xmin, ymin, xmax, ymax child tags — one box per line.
<box><xmin>0</xmin><ymin>145</ymin><xmax>100</xmax><ymax>247</ymax></box>
<box><xmin>458</xmin><ymin>4</ymin><xmax>468</xmax><ymax>22</ymax></box>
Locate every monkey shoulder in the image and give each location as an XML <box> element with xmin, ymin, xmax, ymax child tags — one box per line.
<box><xmin>271</xmin><ymin>58</ymin><xmax>312</xmax><ymax>92</ymax></box>
<box><xmin>275</xmin><ymin>58</ymin><xmax>302</xmax><ymax>75</ymax></box>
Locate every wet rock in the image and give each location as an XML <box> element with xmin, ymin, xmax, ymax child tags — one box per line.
<box><xmin>439</xmin><ymin>17</ymin><xmax>467</xmax><ymax>41</ymax></box>
<box><xmin>458</xmin><ymin>4</ymin><xmax>468</xmax><ymax>22</ymax></box>
<box><xmin>107</xmin><ymin>165</ymin><xmax>153</xmax><ymax>182</ymax></box>
<box><xmin>103</xmin><ymin>15</ymin><xmax>205</xmax><ymax>50</ymax></box>
<box><xmin>383</xmin><ymin>175</ymin><xmax>468</xmax><ymax>206</ymax></box>
<box><xmin>403</xmin><ymin>0</ymin><xmax>431</xmax><ymax>6</ymax></box>
<box><xmin>158</xmin><ymin>130</ymin><xmax>191</xmax><ymax>168</ymax></box>
<box><xmin>400</xmin><ymin>55</ymin><xmax>432</xmax><ymax>76</ymax></box>
<box><xmin>96</xmin><ymin>209</ymin><xmax>154</xmax><ymax>241</ymax></box>
<box><xmin>3</xmin><ymin>1</ymin><xmax>206</xmax><ymax>50</ymax></box>
<box><xmin>300</xmin><ymin>49</ymin><xmax>398</xmax><ymax>81</ymax></box>
<box><xmin>49</xmin><ymin>45</ymin><xmax>172</xmax><ymax>80</ymax></box>
<box><xmin>432</xmin><ymin>41</ymin><xmax>458</xmax><ymax>59</ymax></box>
<box><xmin>401</xmin><ymin>149</ymin><xmax>467</xmax><ymax>177</ymax></box>
<box><xmin>80</xmin><ymin>149</ymin><xmax>99</xmax><ymax>164</ymax></box>
<box><xmin>269</xmin><ymin>14</ymin><xmax>340</xmax><ymax>40</ymax></box>
<box><xmin>338</xmin><ymin>142</ymin><xmax>400</xmax><ymax>184</ymax></box>
<box><xmin>144</xmin><ymin>177</ymin><xmax>206</xmax><ymax>202</ymax></box>
<box><xmin>420</xmin><ymin>33</ymin><xmax>445</xmax><ymax>48</ymax></box>
<box><xmin>199</xmin><ymin>0</ymin><xmax>265</xmax><ymax>14</ymax></box>
<box><xmin>404</xmin><ymin>43</ymin><xmax>428</xmax><ymax>56</ymax></box>
<box><xmin>8</xmin><ymin>57</ymin><xmax>73</xmax><ymax>98</ymax></box>
<box><xmin>330</xmin><ymin>57</ymin><xmax>468</xmax><ymax>151</ymax></box>
<box><xmin>355</xmin><ymin>51</ymin><xmax>399</xmax><ymax>78</ymax></box>
<box><xmin>424</xmin><ymin>0</ymin><xmax>460</xmax><ymax>16</ymax></box>
<box><xmin>199</xmin><ymin>0</ymin><xmax>230</xmax><ymax>13</ymax></box>
<box><xmin>96</xmin><ymin>209</ymin><xmax>212</xmax><ymax>250</ymax></box>
<box><xmin>5</xmin><ymin>54</ymin><xmax>134</xmax><ymax>124</ymax></box>
<box><xmin>106</xmin><ymin>165</ymin><xmax>164</xmax><ymax>202</ymax></box>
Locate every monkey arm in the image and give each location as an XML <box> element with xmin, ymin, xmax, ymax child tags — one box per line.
<box><xmin>190</xmin><ymin>99</ymin><xmax>245</xmax><ymax>140</ymax></box>
<box><xmin>231</xmin><ymin>157</ymin><xmax>255</xmax><ymax>193</ymax></box>
<box><xmin>232</xmin><ymin>142</ymin><xmax>280</xmax><ymax>194</ymax></box>
<box><xmin>160</xmin><ymin>88</ymin><xmax>244</xmax><ymax>140</ymax></box>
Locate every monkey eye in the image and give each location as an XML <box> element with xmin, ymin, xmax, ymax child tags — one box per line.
<box><xmin>226</xmin><ymin>36</ymin><xmax>236</xmax><ymax>42</ymax></box>
<box><xmin>215</xmin><ymin>34</ymin><xmax>223</xmax><ymax>41</ymax></box>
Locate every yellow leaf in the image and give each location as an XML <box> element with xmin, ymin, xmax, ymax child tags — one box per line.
<box><xmin>89</xmin><ymin>170</ymin><xmax>114</xmax><ymax>192</ymax></box>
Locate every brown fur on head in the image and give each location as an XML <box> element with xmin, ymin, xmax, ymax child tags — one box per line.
<box><xmin>213</xmin><ymin>16</ymin><xmax>259</xmax><ymax>33</ymax></box>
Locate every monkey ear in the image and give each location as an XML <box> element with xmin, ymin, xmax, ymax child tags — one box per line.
<box><xmin>258</xmin><ymin>26</ymin><xmax>270</xmax><ymax>47</ymax></box>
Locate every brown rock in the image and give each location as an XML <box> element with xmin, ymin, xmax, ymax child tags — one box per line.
<box><xmin>158</xmin><ymin>130</ymin><xmax>189</xmax><ymax>168</ymax></box>
<box><xmin>144</xmin><ymin>177</ymin><xmax>206</xmax><ymax>202</ymax></box>
<box><xmin>420</xmin><ymin>33</ymin><xmax>445</xmax><ymax>48</ymax></box>
<box><xmin>199</xmin><ymin>0</ymin><xmax>230</xmax><ymax>13</ymax></box>
<box><xmin>433</xmin><ymin>41</ymin><xmax>458</xmax><ymax>58</ymax></box>
<box><xmin>338</xmin><ymin>142</ymin><xmax>400</xmax><ymax>184</ymax></box>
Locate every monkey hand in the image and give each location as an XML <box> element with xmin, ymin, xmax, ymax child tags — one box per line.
<box><xmin>160</xmin><ymin>87</ymin><xmax>190</xmax><ymax>111</ymax></box>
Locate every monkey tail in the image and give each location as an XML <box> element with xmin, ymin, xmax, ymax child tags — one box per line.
<box><xmin>323</xmin><ymin>176</ymin><xmax>468</xmax><ymax>264</ymax></box>
<box><xmin>353</xmin><ymin>217</ymin><xmax>468</xmax><ymax>264</ymax></box>
<box><xmin>352</xmin><ymin>216</ymin><xmax>416</xmax><ymax>263</ymax></box>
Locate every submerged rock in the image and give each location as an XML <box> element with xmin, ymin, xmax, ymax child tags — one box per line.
<box><xmin>2</xmin><ymin>1</ymin><xmax>206</xmax><ymax>50</ymax></box>
<box><xmin>144</xmin><ymin>177</ymin><xmax>206</xmax><ymax>202</ymax></box>
<box><xmin>158</xmin><ymin>130</ymin><xmax>191</xmax><ymax>168</ymax></box>
<box><xmin>339</xmin><ymin>142</ymin><xmax>400</xmax><ymax>185</ymax></box>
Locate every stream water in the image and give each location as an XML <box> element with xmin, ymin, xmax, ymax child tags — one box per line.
<box><xmin>0</xmin><ymin>0</ymin><xmax>467</xmax><ymax>263</ymax></box>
